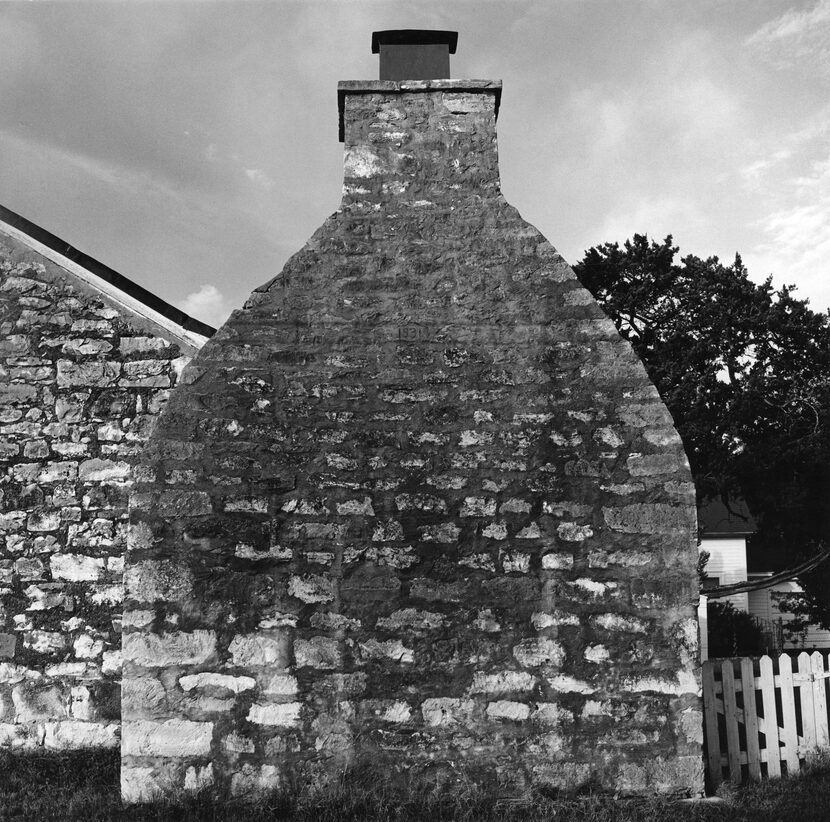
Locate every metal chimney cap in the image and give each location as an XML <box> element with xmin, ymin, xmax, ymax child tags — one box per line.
<box><xmin>371</xmin><ymin>30</ymin><xmax>458</xmax><ymax>54</ymax></box>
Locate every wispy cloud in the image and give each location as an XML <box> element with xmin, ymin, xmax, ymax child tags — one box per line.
<box><xmin>0</xmin><ymin>128</ymin><xmax>196</xmax><ymax>209</ymax></box>
<box><xmin>746</xmin><ymin>0</ymin><xmax>830</xmax><ymax>74</ymax></box>
<box><xmin>746</xmin><ymin>149</ymin><xmax>830</xmax><ymax>311</ymax></box>
<box><xmin>177</xmin><ymin>284</ymin><xmax>233</xmax><ymax>328</ymax></box>
<box><xmin>244</xmin><ymin>168</ymin><xmax>274</xmax><ymax>190</ymax></box>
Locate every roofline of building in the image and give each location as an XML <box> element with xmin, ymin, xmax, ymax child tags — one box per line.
<box><xmin>0</xmin><ymin>205</ymin><xmax>217</xmax><ymax>343</ymax></box>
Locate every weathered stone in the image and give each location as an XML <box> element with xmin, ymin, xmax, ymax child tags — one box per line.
<box><xmin>603</xmin><ymin>504</ymin><xmax>694</xmax><ymax>534</ymax></box>
<box><xmin>512</xmin><ymin>638</ymin><xmax>565</xmax><ymax>668</ymax></box>
<box><xmin>123</xmin><ymin>631</ymin><xmax>217</xmax><ymax>667</ymax></box>
<box><xmin>43</xmin><ymin>721</ymin><xmax>119</xmax><ymax>750</ymax></box>
<box><xmin>247</xmin><ymin>703</ymin><xmax>302</xmax><ymax>726</ymax></box>
<box><xmin>50</xmin><ymin>554</ymin><xmax>105</xmax><ymax>581</ymax></box>
<box><xmin>228</xmin><ymin>633</ymin><xmax>290</xmax><ymax>668</ymax></box>
<box><xmin>294</xmin><ymin>637</ymin><xmax>341</xmax><ymax>669</ymax></box>
<box><xmin>420</xmin><ymin>698</ymin><xmax>474</xmax><ymax>727</ymax></box>
<box><xmin>469</xmin><ymin>671</ymin><xmax>536</xmax><ymax>694</ymax></box>
<box><xmin>78</xmin><ymin>459</ymin><xmax>131</xmax><ymax>482</ymax></box>
<box><xmin>122</xmin><ymin>719</ymin><xmax>213</xmax><ymax>756</ymax></box>
<box><xmin>179</xmin><ymin>673</ymin><xmax>256</xmax><ymax>693</ymax></box>
<box><xmin>120</xmin><ymin>75</ymin><xmax>700</xmax><ymax>800</ymax></box>
<box><xmin>486</xmin><ymin>701</ymin><xmax>530</xmax><ymax>721</ymax></box>
<box><xmin>125</xmin><ymin>560</ymin><xmax>194</xmax><ymax>603</ymax></box>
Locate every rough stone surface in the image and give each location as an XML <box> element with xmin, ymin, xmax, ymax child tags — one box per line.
<box><xmin>123</xmin><ymin>79</ymin><xmax>702</xmax><ymax>799</ymax></box>
<box><xmin>0</xmin><ymin>227</ymin><xmax>203</xmax><ymax>750</ymax></box>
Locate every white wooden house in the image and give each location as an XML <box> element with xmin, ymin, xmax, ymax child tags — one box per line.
<box><xmin>698</xmin><ymin>499</ymin><xmax>830</xmax><ymax>660</ymax></box>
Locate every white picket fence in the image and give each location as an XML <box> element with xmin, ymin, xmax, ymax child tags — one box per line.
<box><xmin>702</xmin><ymin>652</ymin><xmax>830</xmax><ymax>786</ymax></box>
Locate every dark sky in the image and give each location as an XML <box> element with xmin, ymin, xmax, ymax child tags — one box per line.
<box><xmin>1</xmin><ymin>1</ymin><xmax>828</xmax><ymax>326</ymax></box>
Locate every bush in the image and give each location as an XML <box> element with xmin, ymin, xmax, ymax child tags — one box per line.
<box><xmin>707</xmin><ymin>600</ymin><xmax>767</xmax><ymax>657</ymax></box>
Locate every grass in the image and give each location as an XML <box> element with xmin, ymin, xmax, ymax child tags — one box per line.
<box><xmin>1</xmin><ymin>750</ymin><xmax>829</xmax><ymax>822</ymax></box>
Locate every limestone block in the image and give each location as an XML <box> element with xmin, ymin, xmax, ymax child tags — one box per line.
<box><xmin>156</xmin><ymin>490</ymin><xmax>212</xmax><ymax>517</ymax></box>
<box><xmin>584</xmin><ymin>645</ymin><xmax>610</xmax><ymax>663</ymax></box>
<box><xmin>122</xmin><ymin>630</ymin><xmax>217</xmax><ymax>667</ymax></box>
<box><xmin>122</xmin><ymin>676</ymin><xmax>168</xmax><ymax>719</ymax></box>
<box><xmin>50</xmin><ymin>554</ymin><xmax>105</xmax><ymax>581</ymax></box>
<box><xmin>358</xmin><ymin>638</ymin><xmax>413</xmax><ymax>663</ymax></box>
<box><xmin>421</xmin><ymin>698</ymin><xmax>474</xmax><ymax>727</ymax></box>
<box><xmin>14</xmin><ymin>557</ymin><xmax>45</xmax><ymax>581</ymax></box>
<box><xmin>532</xmin><ymin>703</ymin><xmax>571</xmax><ymax>725</ymax></box>
<box><xmin>0</xmin><ymin>633</ymin><xmax>16</xmax><ymax>659</ymax></box>
<box><xmin>125</xmin><ymin>560</ymin><xmax>194</xmax><ymax>603</ymax></box>
<box><xmin>541</xmin><ymin>553</ymin><xmax>574</xmax><ymax>570</ymax></box>
<box><xmin>261</xmin><ymin>673</ymin><xmax>299</xmax><ymax>695</ymax></box>
<box><xmin>23</xmin><ymin>630</ymin><xmax>66</xmax><ymax>654</ymax></box>
<box><xmin>459</xmin><ymin>497</ymin><xmax>496</xmax><ymax>517</ymax></box>
<box><xmin>26</xmin><ymin>512</ymin><xmax>60</xmax><ymax>532</ymax></box>
<box><xmin>626</xmin><ymin>454</ymin><xmax>680</xmax><ymax>477</ymax></box>
<box><xmin>486</xmin><ymin>701</ymin><xmax>530</xmax><ymax>721</ymax></box>
<box><xmin>295</xmin><ymin>637</ymin><xmax>341</xmax><ymax>669</ymax></box>
<box><xmin>556</xmin><ymin>523</ymin><xmax>594</xmax><ymax>542</ymax></box>
<box><xmin>78</xmin><ymin>459</ymin><xmax>131</xmax><ymax>482</ymax></box>
<box><xmin>43</xmin><ymin>721</ymin><xmax>119</xmax><ymax>750</ymax></box>
<box><xmin>469</xmin><ymin>671</ymin><xmax>536</xmax><ymax>694</ymax></box>
<box><xmin>73</xmin><ymin>634</ymin><xmax>105</xmax><ymax>659</ymax></box>
<box><xmin>246</xmin><ymin>702</ymin><xmax>301</xmax><ymax>726</ymax></box>
<box><xmin>591</xmin><ymin>613</ymin><xmax>648</xmax><ymax>633</ymax></box>
<box><xmin>101</xmin><ymin>650</ymin><xmax>122</xmax><ymax>675</ymax></box>
<box><xmin>56</xmin><ymin>360</ymin><xmax>120</xmax><ymax>387</ymax></box>
<box><xmin>547</xmin><ymin>675</ymin><xmax>596</xmax><ymax>694</ymax></box>
<box><xmin>336</xmin><ymin>497</ymin><xmax>375</xmax><ymax>515</ymax></box>
<box><xmin>12</xmin><ymin>682</ymin><xmax>67</xmax><ymax>721</ymax></box>
<box><xmin>287</xmin><ymin>574</ymin><xmax>334</xmax><ymax>604</ymax></box>
<box><xmin>122</xmin><ymin>719</ymin><xmax>214</xmax><ymax>756</ymax></box>
<box><xmin>228</xmin><ymin>633</ymin><xmax>289</xmax><ymax>668</ymax></box>
<box><xmin>375</xmin><ymin>608</ymin><xmax>446</xmax><ymax>631</ymax></box>
<box><xmin>179</xmin><ymin>673</ymin><xmax>256</xmax><ymax>693</ymax></box>
<box><xmin>512</xmin><ymin>638</ymin><xmax>565</xmax><ymax>668</ymax></box>
<box><xmin>604</xmin><ymin>504</ymin><xmax>693</xmax><ymax>534</ymax></box>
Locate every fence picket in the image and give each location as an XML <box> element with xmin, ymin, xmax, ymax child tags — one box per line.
<box><xmin>722</xmin><ymin>660</ymin><xmax>743</xmax><ymax>782</ymax></box>
<box><xmin>811</xmin><ymin>652</ymin><xmax>829</xmax><ymax>748</ymax></box>
<box><xmin>798</xmin><ymin>652</ymin><xmax>818</xmax><ymax>751</ymax></box>
<box><xmin>702</xmin><ymin>661</ymin><xmax>722</xmax><ymax>786</ymax></box>
<box><xmin>758</xmin><ymin>655</ymin><xmax>781</xmax><ymax>778</ymax></box>
<box><xmin>778</xmin><ymin>654</ymin><xmax>800</xmax><ymax>774</ymax></box>
<box><xmin>703</xmin><ymin>652</ymin><xmax>830</xmax><ymax>786</ymax></box>
<box><xmin>740</xmin><ymin>657</ymin><xmax>762</xmax><ymax>781</ymax></box>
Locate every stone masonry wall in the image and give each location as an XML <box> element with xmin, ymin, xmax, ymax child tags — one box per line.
<box><xmin>0</xmin><ymin>232</ymin><xmax>203</xmax><ymax>751</ymax></box>
<box><xmin>123</xmin><ymin>80</ymin><xmax>703</xmax><ymax>801</ymax></box>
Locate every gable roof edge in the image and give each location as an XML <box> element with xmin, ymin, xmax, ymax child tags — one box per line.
<box><xmin>0</xmin><ymin>205</ymin><xmax>216</xmax><ymax>349</ymax></box>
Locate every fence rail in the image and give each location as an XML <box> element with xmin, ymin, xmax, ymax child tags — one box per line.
<box><xmin>703</xmin><ymin>651</ymin><xmax>830</xmax><ymax>786</ymax></box>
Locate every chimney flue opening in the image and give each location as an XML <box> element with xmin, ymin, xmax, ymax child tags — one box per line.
<box><xmin>371</xmin><ymin>29</ymin><xmax>458</xmax><ymax>80</ymax></box>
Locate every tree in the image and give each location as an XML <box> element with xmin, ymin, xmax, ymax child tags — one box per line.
<box><xmin>574</xmin><ymin>234</ymin><xmax>830</xmax><ymax>628</ymax></box>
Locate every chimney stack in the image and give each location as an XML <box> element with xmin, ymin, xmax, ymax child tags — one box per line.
<box><xmin>372</xmin><ymin>29</ymin><xmax>458</xmax><ymax>80</ymax></box>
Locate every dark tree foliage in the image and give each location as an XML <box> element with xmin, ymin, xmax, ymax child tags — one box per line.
<box><xmin>574</xmin><ymin>234</ymin><xmax>830</xmax><ymax>628</ymax></box>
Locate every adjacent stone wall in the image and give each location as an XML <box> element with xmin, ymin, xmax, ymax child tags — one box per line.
<box><xmin>123</xmin><ymin>80</ymin><xmax>703</xmax><ymax>801</ymax></box>
<box><xmin>0</xmin><ymin>232</ymin><xmax>203</xmax><ymax>750</ymax></box>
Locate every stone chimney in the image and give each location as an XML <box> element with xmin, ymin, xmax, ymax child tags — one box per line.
<box><xmin>122</xmin><ymin>32</ymin><xmax>703</xmax><ymax>803</ymax></box>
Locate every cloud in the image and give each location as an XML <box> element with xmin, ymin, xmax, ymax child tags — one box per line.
<box><xmin>746</xmin><ymin>0</ymin><xmax>830</xmax><ymax>74</ymax></box>
<box><xmin>244</xmin><ymin>168</ymin><xmax>274</xmax><ymax>190</ymax></box>
<box><xmin>0</xmin><ymin>128</ymin><xmax>197</xmax><ymax>210</ymax></box>
<box><xmin>744</xmin><ymin>149</ymin><xmax>830</xmax><ymax>311</ymax></box>
<box><xmin>177</xmin><ymin>284</ymin><xmax>233</xmax><ymax>329</ymax></box>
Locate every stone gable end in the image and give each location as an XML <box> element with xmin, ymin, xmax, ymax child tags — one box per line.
<box><xmin>123</xmin><ymin>79</ymin><xmax>703</xmax><ymax>801</ymax></box>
